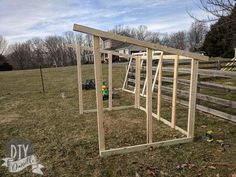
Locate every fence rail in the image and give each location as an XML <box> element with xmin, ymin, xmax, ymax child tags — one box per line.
<box><xmin>125</xmin><ymin>60</ymin><xmax>236</xmax><ymax>123</ymax></box>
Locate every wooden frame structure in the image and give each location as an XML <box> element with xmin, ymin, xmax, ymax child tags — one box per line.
<box><xmin>73</xmin><ymin>24</ymin><xmax>209</xmax><ymax>157</ymax></box>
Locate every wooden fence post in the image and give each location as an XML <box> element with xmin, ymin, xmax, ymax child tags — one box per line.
<box><xmin>157</xmin><ymin>52</ymin><xmax>163</xmax><ymax>120</ymax></box>
<box><xmin>171</xmin><ymin>55</ymin><xmax>179</xmax><ymax>128</ymax></box>
<box><xmin>93</xmin><ymin>36</ymin><xmax>105</xmax><ymax>153</ymax></box>
<box><xmin>187</xmin><ymin>59</ymin><xmax>199</xmax><ymax>138</ymax></box>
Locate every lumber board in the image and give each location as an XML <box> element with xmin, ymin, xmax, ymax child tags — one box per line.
<box><xmin>108</xmin><ymin>52</ymin><xmax>112</xmax><ymax>110</ymax></box>
<box><xmin>93</xmin><ymin>36</ymin><xmax>105</xmax><ymax>153</ymax></box>
<box><xmin>187</xmin><ymin>59</ymin><xmax>199</xmax><ymax>138</ymax></box>
<box><xmin>171</xmin><ymin>55</ymin><xmax>179</xmax><ymax>128</ymax></box>
<box><xmin>73</xmin><ymin>24</ymin><xmax>209</xmax><ymax>61</ymax></box>
<box><xmin>68</xmin><ymin>43</ymin><xmax>135</xmax><ymax>59</ymax></box>
<box><xmin>135</xmin><ymin>56</ymin><xmax>141</xmax><ymax>108</ymax></box>
<box><xmin>83</xmin><ymin>105</ymin><xmax>135</xmax><ymax>113</ymax></box>
<box><xmin>100</xmin><ymin>137</ymin><xmax>193</xmax><ymax>157</ymax></box>
<box><xmin>157</xmin><ymin>53</ymin><xmax>163</xmax><ymax>120</ymax></box>
<box><xmin>75</xmin><ymin>44</ymin><xmax>83</xmax><ymax>114</ymax></box>
<box><xmin>122</xmin><ymin>58</ymin><xmax>133</xmax><ymax>90</ymax></box>
<box><xmin>146</xmin><ymin>48</ymin><xmax>153</xmax><ymax>143</ymax></box>
<box><xmin>163</xmin><ymin>67</ymin><xmax>236</xmax><ymax>78</ymax></box>
<box><xmin>152</xmin><ymin>52</ymin><xmax>162</xmax><ymax>92</ymax></box>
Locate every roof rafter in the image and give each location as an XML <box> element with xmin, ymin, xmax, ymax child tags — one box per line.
<box><xmin>73</xmin><ymin>24</ymin><xmax>209</xmax><ymax>61</ymax></box>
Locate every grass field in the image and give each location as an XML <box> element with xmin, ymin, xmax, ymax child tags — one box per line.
<box><xmin>0</xmin><ymin>64</ymin><xmax>236</xmax><ymax>177</ymax></box>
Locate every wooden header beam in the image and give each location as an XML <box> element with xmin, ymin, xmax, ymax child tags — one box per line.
<box><xmin>73</xmin><ymin>24</ymin><xmax>209</xmax><ymax>61</ymax></box>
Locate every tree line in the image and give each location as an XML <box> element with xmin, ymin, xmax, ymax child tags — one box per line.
<box><xmin>0</xmin><ymin>21</ymin><xmax>207</xmax><ymax>70</ymax></box>
<box><xmin>0</xmin><ymin>0</ymin><xmax>235</xmax><ymax>71</ymax></box>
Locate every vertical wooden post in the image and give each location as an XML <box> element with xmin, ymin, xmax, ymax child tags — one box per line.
<box><xmin>187</xmin><ymin>59</ymin><xmax>199</xmax><ymax>138</ymax></box>
<box><xmin>157</xmin><ymin>53</ymin><xmax>163</xmax><ymax>120</ymax></box>
<box><xmin>122</xmin><ymin>58</ymin><xmax>132</xmax><ymax>90</ymax></box>
<box><xmin>108</xmin><ymin>52</ymin><xmax>112</xmax><ymax>110</ymax></box>
<box><xmin>93</xmin><ymin>36</ymin><xmax>105</xmax><ymax>153</ymax></box>
<box><xmin>171</xmin><ymin>55</ymin><xmax>179</xmax><ymax>128</ymax></box>
<box><xmin>75</xmin><ymin>44</ymin><xmax>83</xmax><ymax>114</ymax></box>
<box><xmin>152</xmin><ymin>55</ymin><xmax>160</xmax><ymax>92</ymax></box>
<box><xmin>39</xmin><ymin>65</ymin><xmax>45</xmax><ymax>93</ymax></box>
<box><xmin>135</xmin><ymin>56</ymin><xmax>141</xmax><ymax>108</ymax></box>
<box><xmin>146</xmin><ymin>48</ymin><xmax>153</xmax><ymax>143</ymax></box>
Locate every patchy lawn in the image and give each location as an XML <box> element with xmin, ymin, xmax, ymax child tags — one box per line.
<box><xmin>0</xmin><ymin>64</ymin><xmax>236</xmax><ymax>177</ymax></box>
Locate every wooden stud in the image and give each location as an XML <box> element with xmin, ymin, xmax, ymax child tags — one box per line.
<box><xmin>122</xmin><ymin>88</ymin><xmax>135</xmax><ymax>94</ymax></box>
<box><xmin>146</xmin><ymin>48</ymin><xmax>153</xmax><ymax>143</ymax></box>
<box><xmin>135</xmin><ymin>56</ymin><xmax>141</xmax><ymax>108</ymax></box>
<box><xmin>93</xmin><ymin>36</ymin><xmax>105</xmax><ymax>153</ymax></box>
<box><xmin>108</xmin><ymin>52</ymin><xmax>112</xmax><ymax>110</ymax></box>
<box><xmin>83</xmin><ymin>105</ymin><xmax>135</xmax><ymax>113</ymax></box>
<box><xmin>73</xmin><ymin>24</ymin><xmax>209</xmax><ymax>61</ymax></box>
<box><xmin>152</xmin><ymin>60</ymin><xmax>160</xmax><ymax>92</ymax></box>
<box><xmin>141</xmin><ymin>56</ymin><xmax>147</xmax><ymax>97</ymax></box>
<box><xmin>100</xmin><ymin>137</ymin><xmax>193</xmax><ymax>157</ymax></box>
<box><xmin>140</xmin><ymin>59</ymin><xmax>146</xmax><ymax>97</ymax></box>
<box><xmin>171</xmin><ymin>55</ymin><xmax>179</xmax><ymax>128</ymax></box>
<box><xmin>187</xmin><ymin>59</ymin><xmax>199</xmax><ymax>138</ymax></box>
<box><xmin>75</xmin><ymin>44</ymin><xmax>83</xmax><ymax>114</ymax></box>
<box><xmin>122</xmin><ymin>58</ymin><xmax>132</xmax><ymax>90</ymax></box>
<box><xmin>157</xmin><ymin>53</ymin><xmax>163</xmax><ymax>120</ymax></box>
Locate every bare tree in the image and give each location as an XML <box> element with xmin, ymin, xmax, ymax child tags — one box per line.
<box><xmin>147</xmin><ymin>32</ymin><xmax>160</xmax><ymax>44</ymax></box>
<box><xmin>7</xmin><ymin>42</ymin><xmax>33</xmax><ymax>70</ymax></box>
<box><xmin>110</xmin><ymin>25</ymin><xmax>135</xmax><ymax>37</ymax></box>
<box><xmin>189</xmin><ymin>0</ymin><xmax>235</xmax><ymax>22</ymax></box>
<box><xmin>135</xmin><ymin>25</ymin><xmax>151</xmax><ymax>40</ymax></box>
<box><xmin>188</xmin><ymin>21</ymin><xmax>208</xmax><ymax>51</ymax></box>
<box><xmin>169</xmin><ymin>31</ymin><xmax>187</xmax><ymax>50</ymax></box>
<box><xmin>44</xmin><ymin>36</ymin><xmax>68</xmax><ymax>67</ymax></box>
<box><xmin>160</xmin><ymin>33</ymin><xmax>171</xmax><ymax>46</ymax></box>
<box><xmin>64</xmin><ymin>32</ymin><xmax>77</xmax><ymax>65</ymax></box>
<box><xmin>28</xmin><ymin>38</ymin><xmax>46</xmax><ymax>67</ymax></box>
<box><xmin>0</xmin><ymin>35</ymin><xmax>8</xmax><ymax>55</ymax></box>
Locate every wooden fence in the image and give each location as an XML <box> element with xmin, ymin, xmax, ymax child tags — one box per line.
<box><xmin>162</xmin><ymin>58</ymin><xmax>236</xmax><ymax>71</ymax></box>
<box><xmin>125</xmin><ymin>60</ymin><xmax>236</xmax><ymax>123</ymax></box>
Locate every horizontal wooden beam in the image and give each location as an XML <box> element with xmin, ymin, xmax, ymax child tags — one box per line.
<box><xmin>162</xmin><ymin>67</ymin><xmax>236</xmax><ymax>78</ymax></box>
<box><xmin>83</xmin><ymin>105</ymin><xmax>135</xmax><ymax>113</ymax></box>
<box><xmin>140</xmin><ymin>55</ymin><xmax>193</xmax><ymax>60</ymax></box>
<box><xmin>67</xmin><ymin>43</ymin><xmax>135</xmax><ymax>59</ymax></box>
<box><xmin>73</xmin><ymin>24</ymin><xmax>209</xmax><ymax>61</ymax></box>
<box><xmin>100</xmin><ymin>137</ymin><xmax>193</xmax><ymax>157</ymax></box>
<box><xmin>162</xmin><ymin>94</ymin><xmax>236</xmax><ymax>123</ymax></box>
<box><xmin>161</xmin><ymin>85</ymin><xmax>236</xmax><ymax>109</ymax></box>
<box><xmin>160</xmin><ymin>77</ymin><xmax>236</xmax><ymax>93</ymax></box>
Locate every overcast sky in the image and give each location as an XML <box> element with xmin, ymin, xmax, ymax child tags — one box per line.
<box><xmin>0</xmin><ymin>0</ymin><xmax>208</xmax><ymax>43</ymax></box>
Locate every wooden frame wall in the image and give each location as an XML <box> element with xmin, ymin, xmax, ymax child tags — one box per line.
<box><xmin>73</xmin><ymin>24</ymin><xmax>208</xmax><ymax>157</ymax></box>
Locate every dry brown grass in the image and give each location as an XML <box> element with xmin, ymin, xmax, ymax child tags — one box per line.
<box><xmin>0</xmin><ymin>64</ymin><xmax>235</xmax><ymax>177</ymax></box>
